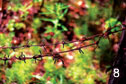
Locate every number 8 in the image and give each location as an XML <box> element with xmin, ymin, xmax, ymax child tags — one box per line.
<box><xmin>113</xmin><ymin>68</ymin><xmax>119</xmax><ymax>78</ymax></box>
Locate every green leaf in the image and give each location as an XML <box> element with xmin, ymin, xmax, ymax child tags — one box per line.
<box><xmin>41</xmin><ymin>18</ymin><xmax>54</xmax><ymax>22</ymax></box>
<box><xmin>61</xmin><ymin>25</ymin><xmax>68</xmax><ymax>31</ymax></box>
<box><xmin>15</xmin><ymin>23</ymin><xmax>25</xmax><ymax>29</ymax></box>
<box><xmin>59</xmin><ymin>9</ymin><xmax>68</xmax><ymax>19</ymax></box>
<box><xmin>32</xmin><ymin>18</ymin><xmax>42</xmax><ymax>29</ymax></box>
<box><xmin>105</xmin><ymin>18</ymin><xmax>121</xmax><ymax>28</ymax></box>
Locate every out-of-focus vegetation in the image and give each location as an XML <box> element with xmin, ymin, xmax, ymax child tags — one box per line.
<box><xmin>0</xmin><ymin>0</ymin><xmax>122</xmax><ymax>84</ymax></box>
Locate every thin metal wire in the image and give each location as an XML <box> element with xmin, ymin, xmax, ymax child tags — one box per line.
<box><xmin>0</xmin><ymin>25</ymin><xmax>125</xmax><ymax>65</ymax></box>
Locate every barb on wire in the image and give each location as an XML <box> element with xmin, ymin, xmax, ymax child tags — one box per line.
<box><xmin>52</xmin><ymin>53</ymin><xmax>64</xmax><ymax>65</ymax></box>
<box><xmin>32</xmin><ymin>50</ymin><xmax>43</xmax><ymax>63</ymax></box>
<box><xmin>11</xmin><ymin>46</ymin><xmax>17</xmax><ymax>51</ymax></box>
<box><xmin>33</xmin><ymin>55</ymin><xmax>38</xmax><ymax>63</ymax></box>
<box><xmin>18</xmin><ymin>52</ymin><xmax>26</xmax><ymax>63</ymax></box>
<box><xmin>3</xmin><ymin>54</ymin><xmax>9</xmax><ymax>64</ymax></box>
<box><xmin>38</xmin><ymin>50</ymin><xmax>43</xmax><ymax>60</ymax></box>
<box><xmin>78</xmin><ymin>48</ymin><xmax>84</xmax><ymax>54</ymax></box>
<box><xmin>62</xmin><ymin>40</ymin><xmax>66</xmax><ymax>48</ymax></box>
<box><xmin>52</xmin><ymin>53</ymin><xmax>58</xmax><ymax>64</ymax></box>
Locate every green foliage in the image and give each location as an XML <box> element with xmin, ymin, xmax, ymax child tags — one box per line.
<box><xmin>33</xmin><ymin>0</ymin><xmax>43</xmax><ymax>2</ymax></box>
<box><xmin>66</xmin><ymin>49</ymin><xmax>96</xmax><ymax>84</ymax></box>
<box><xmin>32</xmin><ymin>57</ymin><xmax>73</xmax><ymax>84</ymax></box>
<box><xmin>41</xmin><ymin>3</ymin><xmax>68</xmax><ymax>19</ymax></box>
<box><xmin>7</xmin><ymin>19</ymin><xmax>25</xmax><ymax>31</ymax></box>
<box><xmin>66</xmin><ymin>49</ymin><xmax>107</xmax><ymax>84</ymax></box>
<box><xmin>96</xmin><ymin>38</ymin><xmax>110</xmax><ymax>59</ymax></box>
<box><xmin>32</xmin><ymin>18</ymin><xmax>42</xmax><ymax>33</ymax></box>
<box><xmin>96</xmin><ymin>38</ymin><xmax>114</xmax><ymax>68</ymax></box>
<box><xmin>30</xmin><ymin>46</ymin><xmax>42</xmax><ymax>55</ymax></box>
<box><xmin>0</xmin><ymin>33</ymin><xmax>13</xmax><ymax>64</ymax></box>
<box><xmin>74</xmin><ymin>23</ymin><xmax>90</xmax><ymax>36</ymax></box>
<box><xmin>0</xmin><ymin>0</ymin><xmax>119</xmax><ymax>84</ymax></box>
<box><xmin>8</xmin><ymin>1</ymin><xmax>32</xmax><ymax>12</ymax></box>
<box><xmin>32</xmin><ymin>18</ymin><xmax>42</xmax><ymax>29</ymax></box>
<box><xmin>85</xmin><ymin>1</ymin><xmax>112</xmax><ymax>21</ymax></box>
<box><xmin>88</xmin><ymin>4</ymin><xmax>99</xmax><ymax>20</ymax></box>
<box><xmin>5</xmin><ymin>60</ymin><xmax>36</xmax><ymax>84</ymax></box>
<box><xmin>41</xmin><ymin>3</ymin><xmax>68</xmax><ymax>39</ymax></box>
<box><xmin>0</xmin><ymin>33</ymin><xmax>12</xmax><ymax>46</ymax></box>
<box><xmin>7</xmin><ymin>20</ymin><xmax>15</xmax><ymax>31</ymax></box>
<box><xmin>15</xmin><ymin>23</ymin><xmax>25</xmax><ymax>29</ymax></box>
<box><xmin>105</xmin><ymin>18</ymin><xmax>121</xmax><ymax>32</ymax></box>
<box><xmin>10</xmin><ymin>0</ymin><xmax>20</xmax><ymax>3</ymax></box>
<box><xmin>101</xmin><ymin>7</ymin><xmax>112</xmax><ymax>18</ymax></box>
<box><xmin>8</xmin><ymin>2</ymin><xmax>32</xmax><ymax>20</ymax></box>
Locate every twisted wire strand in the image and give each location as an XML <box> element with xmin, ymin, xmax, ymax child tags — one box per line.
<box><xmin>0</xmin><ymin>24</ymin><xmax>125</xmax><ymax>65</ymax></box>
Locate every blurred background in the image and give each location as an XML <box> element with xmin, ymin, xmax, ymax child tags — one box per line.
<box><xmin>0</xmin><ymin>0</ymin><xmax>123</xmax><ymax>84</ymax></box>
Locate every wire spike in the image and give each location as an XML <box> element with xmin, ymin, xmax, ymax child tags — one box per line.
<box><xmin>11</xmin><ymin>46</ymin><xmax>16</xmax><ymax>51</ymax></box>
<box><xmin>33</xmin><ymin>55</ymin><xmax>38</xmax><ymax>63</ymax></box>
<box><xmin>38</xmin><ymin>50</ymin><xmax>43</xmax><ymax>60</ymax></box>
<box><xmin>3</xmin><ymin>54</ymin><xmax>8</xmax><ymax>65</ymax></box>
<box><xmin>54</xmin><ymin>59</ymin><xmax>57</xmax><ymax>64</ymax></box>
<box><xmin>79</xmin><ymin>48</ymin><xmax>84</xmax><ymax>54</ymax></box>
<box><xmin>23</xmin><ymin>55</ymin><xmax>26</xmax><ymax>63</ymax></box>
<box><xmin>19</xmin><ymin>52</ymin><xmax>23</xmax><ymax>60</ymax></box>
<box><xmin>39</xmin><ymin>50</ymin><xmax>42</xmax><ymax>54</ymax></box>
<box><xmin>22</xmin><ymin>53</ymin><xmax>26</xmax><ymax>63</ymax></box>
<box><xmin>62</xmin><ymin>41</ymin><xmax>66</xmax><ymax>48</ymax></box>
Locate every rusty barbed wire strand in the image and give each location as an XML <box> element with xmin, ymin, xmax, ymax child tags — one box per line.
<box><xmin>0</xmin><ymin>25</ymin><xmax>126</xmax><ymax>65</ymax></box>
<box><xmin>1</xmin><ymin>0</ymin><xmax>125</xmax><ymax>65</ymax></box>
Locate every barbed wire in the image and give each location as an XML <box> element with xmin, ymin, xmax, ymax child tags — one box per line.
<box><xmin>1</xmin><ymin>0</ymin><xmax>125</xmax><ymax>66</ymax></box>
<box><xmin>0</xmin><ymin>24</ymin><xmax>125</xmax><ymax>65</ymax></box>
